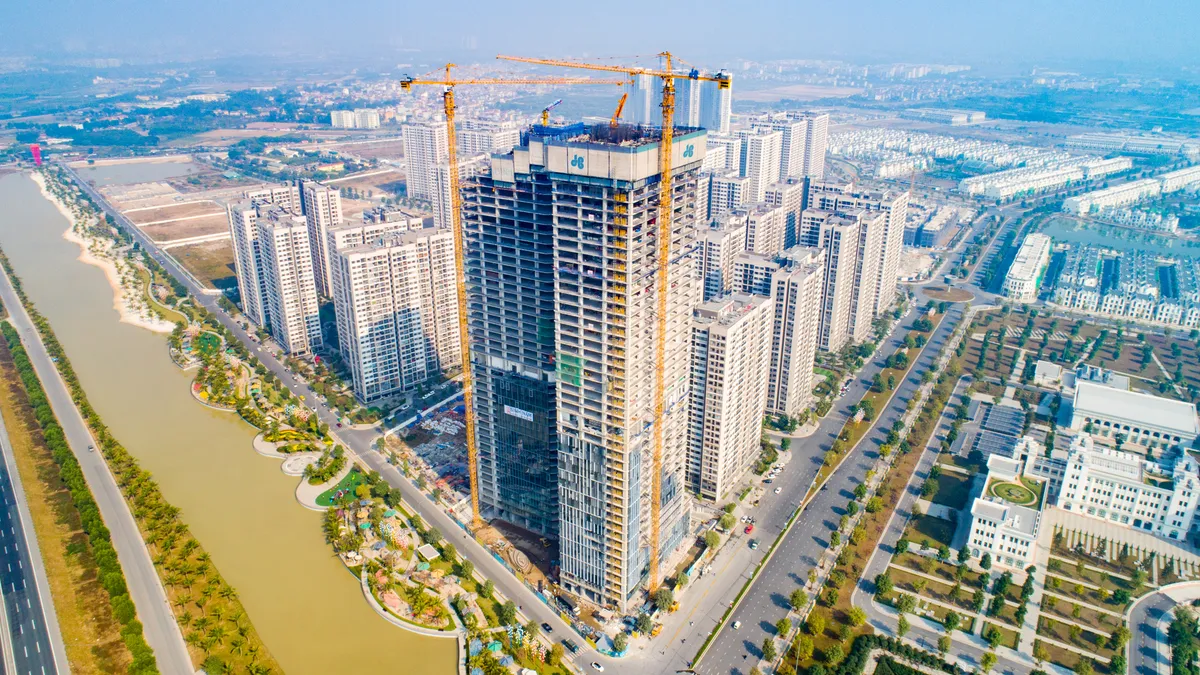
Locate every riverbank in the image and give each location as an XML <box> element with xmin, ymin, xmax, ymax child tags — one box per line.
<box><xmin>32</xmin><ymin>172</ymin><xmax>174</xmax><ymax>335</ymax></box>
<box><xmin>0</xmin><ymin>170</ymin><xmax>457</xmax><ymax>674</ymax></box>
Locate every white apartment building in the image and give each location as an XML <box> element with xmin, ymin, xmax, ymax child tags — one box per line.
<box><xmin>744</xmin><ymin>203</ymin><xmax>788</xmax><ymax>257</ymax></box>
<box><xmin>687</xmin><ymin>294</ymin><xmax>774</xmax><ymax>501</ymax></box>
<box><xmin>228</xmin><ymin>202</ymin><xmax>270</xmax><ymax>327</ymax></box>
<box><xmin>700</xmin><ymin>75</ymin><xmax>733</xmax><ymax>134</ymax></box>
<box><xmin>702</xmin><ymin>144</ymin><xmax>728</xmax><ymax>173</ymax></box>
<box><xmin>1063</xmin><ymin>179</ymin><xmax>1162</xmax><ymax>215</ymax></box>
<box><xmin>805</xmin><ymin>184</ymin><xmax>909</xmax><ymax>315</ymax></box>
<box><xmin>710</xmin><ymin>174</ymin><xmax>750</xmax><ymax>217</ymax></box>
<box><xmin>459</xmin><ymin>119</ymin><xmax>521</xmax><ymax>156</ymax></box>
<box><xmin>257</xmin><ymin>207</ymin><xmax>323</xmax><ymax>355</ymax></box>
<box><xmin>301</xmin><ymin>181</ymin><xmax>343</xmax><ymax>297</ymax></box>
<box><xmin>763</xmin><ymin>112</ymin><xmax>829</xmax><ymax>179</ymax></box>
<box><xmin>733</xmin><ymin>248</ymin><xmax>826</xmax><ymax>417</ymax></box>
<box><xmin>244</xmin><ymin>184</ymin><xmax>301</xmax><ymax>212</ymax></box>
<box><xmin>698</xmin><ymin>214</ymin><xmax>748</xmax><ymax>302</ymax></box>
<box><xmin>330</xmin><ymin>108</ymin><xmax>381</xmax><ymax>129</ymax></box>
<box><xmin>706</xmin><ymin>135</ymin><xmax>742</xmax><ymax>174</ymax></box>
<box><xmin>816</xmin><ymin>214</ymin><xmax>862</xmax><ymax>352</ymax></box>
<box><xmin>738</xmin><ymin>129</ymin><xmax>783</xmax><ymax>204</ymax></box>
<box><xmin>1002</xmin><ymin>233</ymin><xmax>1052</xmax><ymax>302</ymax></box>
<box><xmin>848</xmin><ymin>210</ymin><xmax>886</xmax><ymax>343</ymax></box>
<box><xmin>330</xmin><ymin>228</ymin><xmax>460</xmax><ymax>402</ymax></box>
<box><xmin>1058</xmin><ymin>435</ymin><xmax>1200</xmax><ymax>541</ymax></box>
<box><xmin>402</xmin><ymin>122</ymin><xmax>449</xmax><ymax>202</ymax></box>
<box><xmin>228</xmin><ymin>185</ymin><xmax>306</xmax><ymax>329</ymax></box>
<box><xmin>764</xmin><ymin>179</ymin><xmax>807</xmax><ymax>249</ymax></box>
<box><xmin>966</xmin><ymin>455</ymin><xmax>1044</xmax><ymax>569</ymax></box>
<box><xmin>1070</xmin><ymin>381</ymin><xmax>1200</xmax><ymax>451</ymax></box>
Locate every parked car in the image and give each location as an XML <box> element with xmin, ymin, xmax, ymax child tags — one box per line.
<box><xmin>749</xmin><ymin>540</ymin><xmax>758</xmax><ymax>550</ymax></box>
<box><xmin>541</xmin><ymin>623</ymin><xmax>553</xmax><ymax>633</ymax></box>
<box><xmin>744</xmin><ymin>525</ymin><xmax>754</xmax><ymax>534</ymax></box>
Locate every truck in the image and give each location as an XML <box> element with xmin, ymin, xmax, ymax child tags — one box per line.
<box><xmin>556</xmin><ymin>594</ymin><xmax>580</xmax><ymax>617</ymax></box>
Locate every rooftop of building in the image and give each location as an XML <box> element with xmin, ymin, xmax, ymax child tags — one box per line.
<box><xmin>1073</xmin><ymin>381</ymin><xmax>1200</xmax><ymax>436</ymax></box>
<box><xmin>694</xmin><ymin>293</ymin><xmax>770</xmax><ymax>327</ymax></box>
<box><xmin>529</xmin><ymin>122</ymin><xmax>702</xmax><ymax>149</ymax></box>
<box><xmin>971</xmin><ymin>497</ymin><xmax>1041</xmax><ymax>537</ymax></box>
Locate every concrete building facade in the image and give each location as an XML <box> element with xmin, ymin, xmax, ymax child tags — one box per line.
<box><xmin>686</xmin><ymin>294</ymin><xmax>774</xmax><ymax>501</ymax></box>
<box><xmin>257</xmin><ymin>207</ymin><xmax>323</xmax><ymax>355</ymax></box>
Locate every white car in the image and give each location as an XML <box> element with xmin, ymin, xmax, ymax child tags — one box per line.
<box><xmin>733</xmin><ymin>621</ymin><xmax>742</xmax><ymax>630</ymax></box>
<box><xmin>591</xmin><ymin>663</ymin><xmax>604</xmax><ymax>672</ymax></box>
<box><xmin>774</xmin><ymin>487</ymin><xmax>782</xmax><ymax>494</ymax></box>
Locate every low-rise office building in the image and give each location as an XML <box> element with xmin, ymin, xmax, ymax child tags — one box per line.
<box><xmin>1002</xmin><ymin>233</ymin><xmax>1052</xmax><ymax>302</ymax></box>
<box><xmin>965</xmin><ymin>455</ymin><xmax>1045</xmax><ymax>569</ymax></box>
<box><xmin>1058</xmin><ymin>436</ymin><xmax>1200</xmax><ymax>540</ymax></box>
<box><xmin>1070</xmin><ymin>381</ymin><xmax>1200</xmax><ymax>451</ymax></box>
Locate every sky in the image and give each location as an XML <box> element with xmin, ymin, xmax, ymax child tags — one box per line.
<box><xmin>4</xmin><ymin>0</ymin><xmax>1198</xmax><ymax>71</ymax></box>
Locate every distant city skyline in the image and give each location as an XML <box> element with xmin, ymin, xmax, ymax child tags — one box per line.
<box><xmin>4</xmin><ymin>0</ymin><xmax>1200</xmax><ymax>71</ymax></box>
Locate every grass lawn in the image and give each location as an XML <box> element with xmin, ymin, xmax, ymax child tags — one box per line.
<box><xmin>930</xmin><ymin>472</ymin><xmax>973</xmax><ymax>510</ymax></box>
<box><xmin>171</xmin><ymin>239</ymin><xmax>238</xmax><ymax>291</ymax></box>
<box><xmin>1047</xmin><ymin>556</ymin><xmax>1140</xmax><ymax>594</ymax></box>
<box><xmin>0</xmin><ymin>339</ymin><xmax>132</xmax><ymax>673</ymax></box>
<box><xmin>1034</xmin><ymin>639</ymin><xmax>1110</xmax><ymax>674</ymax></box>
<box><xmin>1043</xmin><ymin>574</ymin><xmax>1130</xmax><ymax>611</ymax></box>
<box><xmin>893</xmin><ymin>552</ymin><xmax>985</xmax><ymax>588</ymax></box>
<box><xmin>904</xmin><ymin>514</ymin><xmax>956</xmax><ymax>549</ymax></box>
<box><xmin>1037</xmin><ymin>616</ymin><xmax>1116</xmax><ymax>661</ymax></box>
<box><xmin>1040</xmin><ymin>595</ymin><xmax>1121</xmax><ymax>634</ymax></box>
<box><xmin>316</xmin><ymin>468</ymin><xmax>365</xmax><ymax>507</ymax></box>
<box><xmin>888</xmin><ymin>566</ymin><xmax>977</xmax><ymax>614</ymax></box>
<box><xmin>136</xmin><ymin>267</ymin><xmax>188</xmax><ymax>325</ymax></box>
<box><xmin>983</xmin><ymin>622</ymin><xmax>1020</xmax><ymax>649</ymax></box>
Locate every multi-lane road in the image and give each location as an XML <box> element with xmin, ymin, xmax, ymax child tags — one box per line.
<box><xmin>0</xmin><ymin>246</ymin><xmax>194</xmax><ymax>674</ymax></box>
<box><xmin>0</xmin><ymin>396</ymin><xmax>67</xmax><ymax>675</ymax></box>
<box><xmin>697</xmin><ymin>303</ymin><xmax>963</xmax><ymax>675</ymax></box>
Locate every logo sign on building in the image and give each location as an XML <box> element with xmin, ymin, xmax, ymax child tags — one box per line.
<box><xmin>504</xmin><ymin>404</ymin><xmax>535</xmax><ymax>423</ymax></box>
<box><xmin>570</xmin><ymin>154</ymin><xmax>585</xmax><ymax>170</ymax></box>
<box><xmin>682</xmin><ymin>143</ymin><xmax>694</xmax><ymax>158</ymax></box>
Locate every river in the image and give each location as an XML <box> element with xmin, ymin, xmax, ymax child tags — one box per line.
<box><xmin>0</xmin><ymin>172</ymin><xmax>455</xmax><ymax>675</ymax></box>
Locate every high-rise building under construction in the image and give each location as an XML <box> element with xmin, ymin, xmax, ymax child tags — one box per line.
<box><xmin>466</xmin><ymin>124</ymin><xmax>707</xmax><ymax>611</ymax></box>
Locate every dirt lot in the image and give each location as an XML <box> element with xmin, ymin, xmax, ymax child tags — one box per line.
<box><xmin>165</xmin><ymin>170</ymin><xmax>259</xmax><ymax>194</ymax></box>
<box><xmin>125</xmin><ymin>201</ymin><xmax>224</xmax><ymax>225</ymax></box>
<box><xmin>323</xmin><ymin>139</ymin><xmax>406</xmax><ymax>161</ymax></box>
<box><xmin>487</xmin><ymin>520</ymin><xmax>556</xmax><ymax>585</ymax></box>
<box><xmin>171</xmin><ymin>239</ymin><xmax>237</xmax><ymax>291</ymax></box>
<box><xmin>141</xmin><ymin>214</ymin><xmax>229</xmax><ymax>242</ymax></box>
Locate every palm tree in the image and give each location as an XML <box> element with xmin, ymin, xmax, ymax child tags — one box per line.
<box><xmin>219</xmin><ymin>585</ymin><xmax>237</xmax><ymax>601</ymax></box>
<box><xmin>178</xmin><ymin>610</ymin><xmax>193</xmax><ymax>627</ymax></box>
<box><xmin>230</xmin><ymin>637</ymin><xmax>246</xmax><ymax>656</ymax></box>
<box><xmin>209</xmin><ymin>625</ymin><xmax>228</xmax><ymax>644</ymax></box>
<box><xmin>185</xmin><ymin>631</ymin><xmax>202</xmax><ymax>648</ymax></box>
<box><xmin>193</xmin><ymin>616</ymin><xmax>211</xmax><ymax>633</ymax></box>
<box><xmin>174</xmin><ymin>593</ymin><xmax>192</xmax><ymax>610</ymax></box>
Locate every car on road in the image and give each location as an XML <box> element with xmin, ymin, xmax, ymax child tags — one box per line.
<box><xmin>744</xmin><ymin>524</ymin><xmax>754</xmax><ymax>534</ymax></box>
<box><xmin>87</xmin><ymin>445</ymin><xmax>94</xmax><ymax>452</ymax></box>
<box><xmin>749</xmin><ymin>540</ymin><xmax>758</xmax><ymax>550</ymax></box>
<box><xmin>563</xmin><ymin>639</ymin><xmax>580</xmax><ymax>654</ymax></box>
<box><xmin>732</xmin><ymin>621</ymin><xmax>741</xmax><ymax>630</ymax></box>
<box><xmin>541</xmin><ymin>623</ymin><xmax>553</xmax><ymax>634</ymax></box>
<box><xmin>591</xmin><ymin>662</ymin><xmax>604</xmax><ymax>672</ymax></box>
<box><xmin>774</xmin><ymin>487</ymin><xmax>782</xmax><ymax>494</ymax></box>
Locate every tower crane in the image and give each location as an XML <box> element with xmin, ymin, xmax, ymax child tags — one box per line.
<box><xmin>541</xmin><ymin>98</ymin><xmax>564</xmax><ymax>126</ymax></box>
<box><xmin>399</xmin><ymin>65</ymin><xmax>627</xmax><ymax>528</ymax></box>
<box><xmin>610</xmin><ymin>92</ymin><xmax>628</xmax><ymax>128</ymax></box>
<box><xmin>496</xmin><ymin>53</ymin><xmax>730</xmax><ymax>591</ymax></box>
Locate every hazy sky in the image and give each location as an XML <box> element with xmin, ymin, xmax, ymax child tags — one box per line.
<box><xmin>4</xmin><ymin>0</ymin><xmax>1197</xmax><ymax>70</ymax></box>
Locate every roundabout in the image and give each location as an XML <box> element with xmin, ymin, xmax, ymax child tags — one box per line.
<box><xmin>988</xmin><ymin>480</ymin><xmax>1037</xmax><ymax>506</ymax></box>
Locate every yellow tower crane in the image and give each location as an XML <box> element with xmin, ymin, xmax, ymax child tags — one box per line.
<box><xmin>496</xmin><ymin>53</ymin><xmax>730</xmax><ymax>590</ymax></box>
<box><xmin>399</xmin><ymin>65</ymin><xmax>627</xmax><ymax>528</ymax></box>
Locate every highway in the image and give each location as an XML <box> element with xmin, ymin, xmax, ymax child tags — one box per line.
<box><xmin>0</xmin><ymin>394</ymin><xmax>67</xmax><ymax>675</ymax></box>
<box><xmin>0</xmin><ymin>250</ymin><xmax>194</xmax><ymax>674</ymax></box>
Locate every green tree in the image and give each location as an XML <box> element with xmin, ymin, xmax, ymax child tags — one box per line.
<box><xmin>613</xmin><ymin>632</ymin><xmax>628</xmax><ymax>653</ymax></box>
<box><xmin>944</xmin><ymin>611</ymin><xmax>961</xmax><ymax>633</ymax></box>
<box><xmin>807</xmin><ymin>613</ymin><xmax>826</xmax><ymax>636</ymax></box>
<box><xmin>653</xmin><ymin>587</ymin><xmax>674</xmax><ymax>612</ymax></box>
<box><xmin>762</xmin><ymin>637</ymin><xmax>777</xmax><ymax>662</ymax></box>
<box><xmin>874</xmin><ymin>571</ymin><xmax>893</xmax><ymax>596</ymax></box>
<box><xmin>981</xmin><ymin>651</ymin><xmax>997</xmax><ymax>674</ymax></box>
<box><xmin>704</xmin><ymin>531</ymin><xmax>720</xmax><ymax>549</ymax></box>
<box><xmin>794</xmin><ymin>635</ymin><xmax>814</xmax><ymax>661</ymax></box>
<box><xmin>790</xmin><ymin>588</ymin><xmax>809</xmax><ymax>611</ymax></box>
<box><xmin>823</xmin><ymin>644</ymin><xmax>842</xmax><ymax>665</ymax></box>
<box><xmin>776</xmin><ymin>617</ymin><xmax>792</xmax><ymax>636</ymax></box>
<box><xmin>636</xmin><ymin>613</ymin><xmax>653</xmax><ymax>633</ymax></box>
<box><xmin>897</xmin><ymin>615</ymin><xmax>910</xmax><ymax>638</ymax></box>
